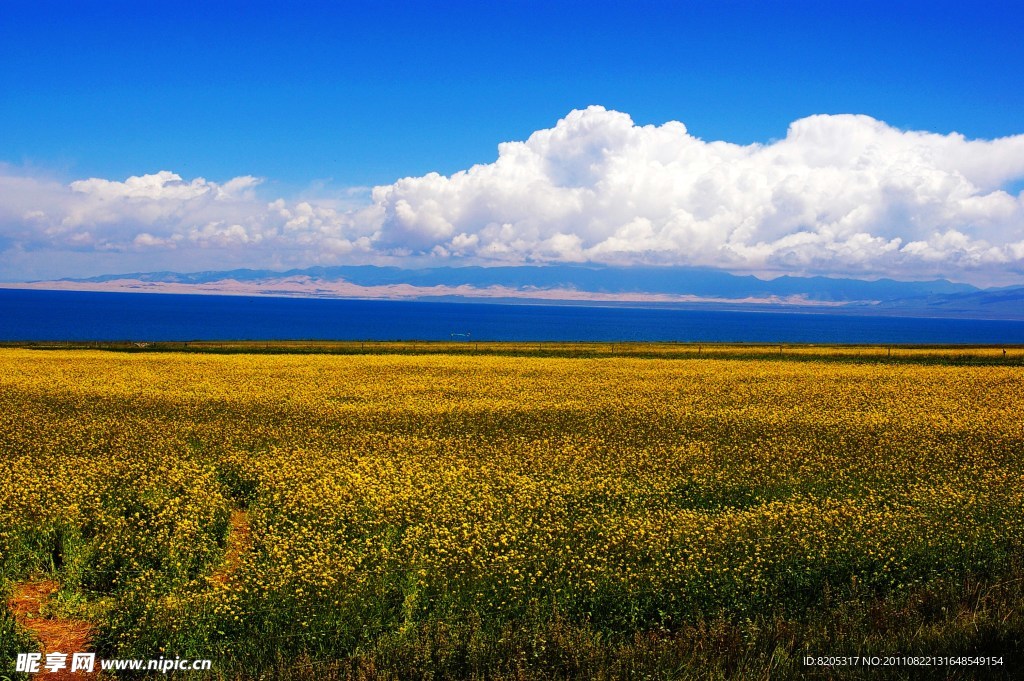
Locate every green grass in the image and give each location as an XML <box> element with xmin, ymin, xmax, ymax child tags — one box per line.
<box><xmin>4</xmin><ymin>339</ymin><xmax>1024</xmax><ymax>366</ymax></box>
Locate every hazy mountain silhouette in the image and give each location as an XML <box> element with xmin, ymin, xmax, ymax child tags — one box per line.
<box><xmin>53</xmin><ymin>264</ymin><xmax>1024</xmax><ymax>319</ymax></box>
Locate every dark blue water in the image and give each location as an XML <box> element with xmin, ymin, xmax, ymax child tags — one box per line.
<box><xmin>2</xmin><ymin>289</ymin><xmax>1024</xmax><ymax>344</ymax></box>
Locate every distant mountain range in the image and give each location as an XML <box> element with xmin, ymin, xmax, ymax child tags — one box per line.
<box><xmin>7</xmin><ymin>265</ymin><xmax>1024</xmax><ymax>319</ymax></box>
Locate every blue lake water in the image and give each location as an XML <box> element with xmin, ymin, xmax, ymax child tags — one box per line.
<box><xmin>2</xmin><ymin>288</ymin><xmax>1024</xmax><ymax>344</ymax></box>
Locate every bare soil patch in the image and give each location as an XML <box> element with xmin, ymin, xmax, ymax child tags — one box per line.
<box><xmin>8</xmin><ymin>580</ymin><xmax>95</xmax><ymax>679</ymax></box>
<box><xmin>210</xmin><ymin>509</ymin><xmax>251</xmax><ymax>584</ymax></box>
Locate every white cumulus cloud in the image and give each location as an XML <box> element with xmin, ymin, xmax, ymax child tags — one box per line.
<box><xmin>371</xmin><ymin>106</ymin><xmax>1024</xmax><ymax>282</ymax></box>
<box><xmin>1</xmin><ymin>107</ymin><xmax>1024</xmax><ymax>285</ymax></box>
<box><xmin>0</xmin><ymin>167</ymin><xmax>377</xmax><ymax>278</ymax></box>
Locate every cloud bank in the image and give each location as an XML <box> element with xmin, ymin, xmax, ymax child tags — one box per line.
<box><xmin>3</xmin><ymin>107</ymin><xmax>1024</xmax><ymax>284</ymax></box>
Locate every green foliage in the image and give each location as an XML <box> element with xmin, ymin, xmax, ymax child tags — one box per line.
<box><xmin>0</xmin><ymin>589</ymin><xmax>35</xmax><ymax>681</ymax></box>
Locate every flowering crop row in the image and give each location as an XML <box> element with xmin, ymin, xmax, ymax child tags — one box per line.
<box><xmin>1</xmin><ymin>349</ymin><xmax>1021</xmax><ymax>675</ymax></box>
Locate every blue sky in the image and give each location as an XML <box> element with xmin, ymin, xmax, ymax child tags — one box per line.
<box><xmin>1</xmin><ymin>1</ymin><xmax>1023</xmax><ymax>284</ymax></box>
<box><xmin>3</xmin><ymin>0</ymin><xmax>1022</xmax><ymax>187</ymax></box>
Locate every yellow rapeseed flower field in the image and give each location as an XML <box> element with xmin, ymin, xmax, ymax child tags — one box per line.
<box><xmin>1</xmin><ymin>348</ymin><xmax>1021</xmax><ymax>678</ymax></box>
